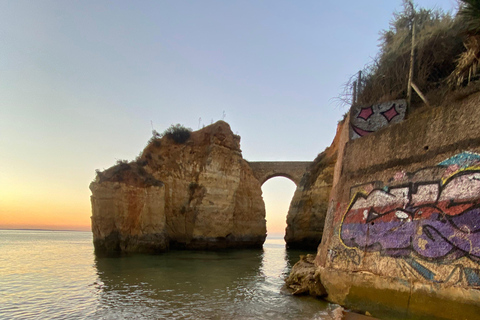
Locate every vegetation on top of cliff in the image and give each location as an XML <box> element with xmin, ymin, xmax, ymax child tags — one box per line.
<box><xmin>146</xmin><ymin>123</ymin><xmax>192</xmax><ymax>149</ymax></box>
<box><xmin>95</xmin><ymin>160</ymin><xmax>163</xmax><ymax>188</ymax></box>
<box><xmin>161</xmin><ymin>124</ymin><xmax>192</xmax><ymax>144</ymax></box>
<box><xmin>459</xmin><ymin>0</ymin><xmax>480</xmax><ymax>35</ymax></box>
<box><xmin>339</xmin><ymin>0</ymin><xmax>480</xmax><ymax>108</ymax></box>
<box><xmin>448</xmin><ymin>0</ymin><xmax>480</xmax><ymax>87</ymax></box>
<box><xmin>350</xmin><ymin>2</ymin><xmax>463</xmax><ymax>106</ymax></box>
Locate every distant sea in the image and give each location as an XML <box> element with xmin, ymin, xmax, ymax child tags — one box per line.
<box><xmin>0</xmin><ymin>230</ymin><xmax>337</xmax><ymax>319</ymax></box>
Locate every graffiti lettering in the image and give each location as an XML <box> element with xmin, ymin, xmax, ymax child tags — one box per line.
<box><xmin>340</xmin><ymin>152</ymin><xmax>480</xmax><ymax>269</ymax></box>
<box><xmin>329</xmin><ymin>246</ymin><xmax>361</xmax><ymax>266</ymax></box>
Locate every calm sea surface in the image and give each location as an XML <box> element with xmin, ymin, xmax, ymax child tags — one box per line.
<box><xmin>0</xmin><ymin>230</ymin><xmax>338</xmax><ymax>319</ymax></box>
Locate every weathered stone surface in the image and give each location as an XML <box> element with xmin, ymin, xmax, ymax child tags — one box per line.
<box><xmin>309</xmin><ymin>93</ymin><xmax>480</xmax><ymax>319</ymax></box>
<box><xmin>319</xmin><ymin>266</ymin><xmax>480</xmax><ymax>320</ymax></box>
<box><xmin>90</xmin><ymin>178</ymin><xmax>168</xmax><ymax>254</ymax></box>
<box><xmin>284</xmin><ymin>122</ymin><xmax>342</xmax><ymax>249</ymax></box>
<box><xmin>248</xmin><ymin>161</ymin><xmax>312</xmax><ymax>186</ymax></box>
<box><xmin>285</xmin><ymin>254</ymin><xmax>326</xmax><ymax>297</ymax></box>
<box><xmin>90</xmin><ymin>121</ymin><xmax>266</xmax><ymax>253</ymax></box>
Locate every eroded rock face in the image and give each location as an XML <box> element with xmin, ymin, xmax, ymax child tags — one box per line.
<box><xmin>90</xmin><ymin>163</ymin><xmax>168</xmax><ymax>254</ymax></box>
<box><xmin>285</xmin><ymin>254</ymin><xmax>326</xmax><ymax>297</ymax></box>
<box><xmin>284</xmin><ymin>122</ymin><xmax>342</xmax><ymax>249</ymax></box>
<box><xmin>90</xmin><ymin>121</ymin><xmax>266</xmax><ymax>253</ymax></box>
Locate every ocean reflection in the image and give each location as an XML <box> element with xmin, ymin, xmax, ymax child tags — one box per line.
<box><xmin>93</xmin><ymin>249</ymin><xmax>265</xmax><ymax>319</ymax></box>
<box><xmin>92</xmin><ymin>240</ymin><xmax>329</xmax><ymax>320</ymax></box>
<box><xmin>1</xmin><ymin>231</ymin><xmax>331</xmax><ymax>320</ymax></box>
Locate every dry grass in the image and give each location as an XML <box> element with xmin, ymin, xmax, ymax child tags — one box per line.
<box><xmin>338</xmin><ymin>5</ymin><xmax>466</xmax><ymax>108</ymax></box>
<box><xmin>96</xmin><ymin>161</ymin><xmax>163</xmax><ymax>188</ymax></box>
<box><xmin>448</xmin><ymin>36</ymin><xmax>480</xmax><ymax>86</ymax></box>
<box><xmin>359</xmin><ymin>17</ymin><xmax>463</xmax><ymax>106</ymax></box>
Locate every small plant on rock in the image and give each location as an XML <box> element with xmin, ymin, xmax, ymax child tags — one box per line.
<box><xmin>162</xmin><ymin>124</ymin><xmax>192</xmax><ymax>144</ymax></box>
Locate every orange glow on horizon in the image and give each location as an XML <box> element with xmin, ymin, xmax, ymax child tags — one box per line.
<box><xmin>0</xmin><ymin>192</ymin><xmax>91</xmax><ymax>232</ymax></box>
<box><xmin>1</xmin><ymin>176</ymin><xmax>296</xmax><ymax>234</ymax></box>
<box><xmin>262</xmin><ymin>177</ymin><xmax>297</xmax><ymax>236</ymax></box>
<box><xmin>0</xmin><ymin>208</ymin><xmax>91</xmax><ymax>231</ymax></box>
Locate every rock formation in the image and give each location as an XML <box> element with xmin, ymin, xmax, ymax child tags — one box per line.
<box><xmin>284</xmin><ymin>122</ymin><xmax>342</xmax><ymax>249</ymax></box>
<box><xmin>285</xmin><ymin>254</ymin><xmax>326</xmax><ymax>296</ymax></box>
<box><xmin>90</xmin><ymin>121</ymin><xmax>266</xmax><ymax>253</ymax></box>
<box><xmin>287</xmin><ymin>93</ymin><xmax>480</xmax><ymax>319</ymax></box>
<box><xmin>90</xmin><ymin>162</ymin><xmax>167</xmax><ymax>254</ymax></box>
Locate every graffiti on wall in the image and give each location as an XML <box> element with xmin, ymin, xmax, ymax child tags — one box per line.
<box><xmin>339</xmin><ymin>152</ymin><xmax>480</xmax><ymax>285</ymax></box>
<box><xmin>350</xmin><ymin>99</ymin><xmax>407</xmax><ymax>140</ymax></box>
<box><xmin>328</xmin><ymin>246</ymin><xmax>361</xmax><ymax>266</ymax></box>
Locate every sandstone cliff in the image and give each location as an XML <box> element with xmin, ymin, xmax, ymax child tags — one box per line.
<box><xmin>90</xmin><ymin>162</ymin><xmax>167</xmax><ymax>254</ymax></box>
<box><xmin>284</xmin><ymin>122</ymin><xmax>342</xmax><ymax>249</ymax></box>
<box><xmin>90</xmin><ymin>121</ymin><xmax>266</xmax><ymax>253</ymax></box>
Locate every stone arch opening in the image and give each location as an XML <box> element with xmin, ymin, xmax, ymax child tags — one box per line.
<box><xmin>248</xmin><ymin>161</ymin><xmax>312</xmax><ymax>187</ymax></box>
<box><xmin>261</xmin><ymin>173</ymin><xmax>297</xmax><ymax>186</ymax></box>
<box><xmin>261</xmin><ymin>177</ymin><xmax>297</xmax><ymax>240</ymax></box>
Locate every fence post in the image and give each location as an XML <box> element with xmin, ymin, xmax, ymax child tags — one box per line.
<box><xmin>352</xmin><ymin>80</ymin><xmax>357</xmax><ymax>105</ymax></box>
<box><xmin>407</xmin><ymin>12</ymin><xmax>416</xmax><ymax>109</ymax></box>
<box><xmin>357</xmin><ymin>70</ymin><xmax>362</xmax><ymax>96</ymax></box>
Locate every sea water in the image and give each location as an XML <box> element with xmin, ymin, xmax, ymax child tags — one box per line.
<box><xmin>0</xmin><ymin>230</ymin><xmax>336</xmax><ymax>319</ymax></box>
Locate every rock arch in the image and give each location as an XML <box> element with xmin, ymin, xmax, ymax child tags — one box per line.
<box><xmin>247</xmin><ymin>161</ymin><xmax>312</xmax><ymax>186</ymax></box>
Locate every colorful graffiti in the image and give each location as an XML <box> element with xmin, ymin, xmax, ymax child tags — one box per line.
<box><xmin>339</xmin><ymin>152</ymin><xmax>480</xmax><ymax>284</ymax></box>
<box><xmin>350</xmin><ymin>100</ymin><xmax>407</xmax><ymax>140</ymax></box>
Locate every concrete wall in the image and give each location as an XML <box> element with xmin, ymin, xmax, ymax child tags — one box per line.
<box><xmin>317</xmin><ymin>93</ymin><xmax>480</xmax><ymax>319</ymax></box>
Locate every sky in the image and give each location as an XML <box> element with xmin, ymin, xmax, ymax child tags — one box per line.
<box><xmin>0</xmin><ymin>0</ymin><xmax>458</xmax><ymax>234</ymax></box>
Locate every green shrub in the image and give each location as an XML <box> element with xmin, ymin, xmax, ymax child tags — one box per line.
<box><xmin>162</xmin><ymin>124</ymin><xmax>192</xmax><ymax>144</ymax></box>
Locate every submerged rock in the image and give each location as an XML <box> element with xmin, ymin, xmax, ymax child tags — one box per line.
<box><xmin>90</xmin><ymin>121</ymin><xmax>266</xmax><ymax>253</ymax></box>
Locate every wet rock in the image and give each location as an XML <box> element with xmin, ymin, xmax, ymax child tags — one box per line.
<box><xmin>285</xmin><ymin>254</ymin><xmax>327</xmax><ymax>297</ymax></box>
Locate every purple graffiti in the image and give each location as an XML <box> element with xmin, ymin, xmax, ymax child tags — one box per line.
<box><xmin>340</xmin><ymin>170</ymin><xmax>480</xmax><ymax>263</ymax></box>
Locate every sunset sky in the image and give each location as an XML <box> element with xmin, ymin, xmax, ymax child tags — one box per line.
<box><xmin>1</xmin><ymin>0</ymin><xmax>457</xmax><ymax>234</ymax></box>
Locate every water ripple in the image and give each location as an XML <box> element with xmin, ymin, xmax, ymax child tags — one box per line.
<box><xmin>1</xmin><ymin>230</ymin><xmax>329</xmax><ymax>319</ymax></box>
